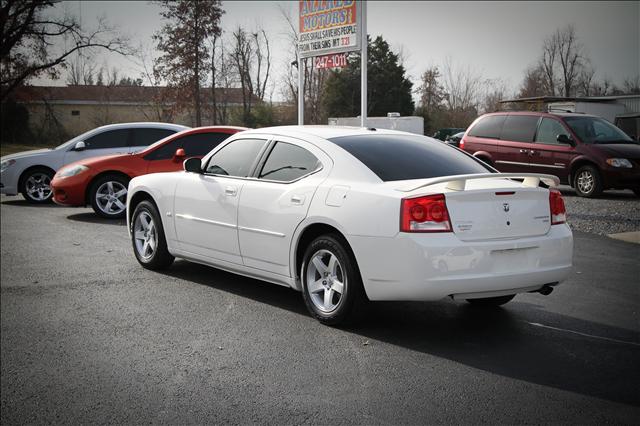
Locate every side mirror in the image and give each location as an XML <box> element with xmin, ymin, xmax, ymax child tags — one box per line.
<box><xmin>73</xmin><ymin>141</ymin><xmax>86</xmax><ymax>151</ymax></box>
<box><xmin>183</xmin><ymin>157</ymin><xmax>202</xmax><ymax>173</ymax></box>
<box><xmin>557</xmin><ymin>134</ymin><xmax>575</xmax><ymax>146</ymax></box>
<box><xmin>173</xmin><ymin>148</ymin><xmax>186</xmax><ymax>160</ymax></box>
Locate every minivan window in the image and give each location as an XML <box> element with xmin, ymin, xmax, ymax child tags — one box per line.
<box><xmin>259</xmin><ymin>142</ymin><xmax>321</xmax><ymax>182</ymax></box>
<box><xmin>329</xmin><ymin>134</ymin><xmax>491</xmax><ymax>182</ymax></box>
<box><xmin>205</xmin><ymin>139</ymin><xmax>266</xmax><ymax>177</ymax></box>
<box><xmin>564</xmin><ymin>116</ymin><xmax>636</xmax><ymax>144</ymax></box>
<box><xmin>535</xmin><ymin>118</ymin><xmax>570</xmax><ymax>145</ymax></box>
<box><xmin>501</xmin><ymin>115</ymin><xmax>539</xmax><ymax>143</ymax></box>
<box><xmin>467</xmin><ymin>115</ymin><xmax>506</xmax><ymax>139</ymax></box>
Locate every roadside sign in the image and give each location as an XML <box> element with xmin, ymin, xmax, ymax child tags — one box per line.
<box><xmin>314</xmin><ymin>53</ymin><xmax>348</xmax><ymax>69</ymax></box>
<box><xmin>298</xmin><ymin>0</ymin><xmax>362</xmax><ymax>59</ymax></box>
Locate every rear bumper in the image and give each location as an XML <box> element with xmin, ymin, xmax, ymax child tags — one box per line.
<box><xmin>349</xmin><ymin>224</ymin><xmax>573</xmax><ymax>301</ymax></box>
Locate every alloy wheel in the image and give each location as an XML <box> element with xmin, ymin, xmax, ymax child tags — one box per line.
<box><xmin>95</xmin><ymin>181</ymin><xmax>127</xmax><ymax>215</ymax></box>
<box><xmin>133</xmin><ymin>211</ymin><xmax>157</xmax><ymax>260</ymax></box>
<box><xmin>306</xmin><ymin>249</ymin><xmax>346</xmax><ymax>313</ymax></box>
<box><xmin>576</xmin><ymin>170</ymin><xmax>594</xmax><ymax>194</ymax></box>
<box><xmin>25</xmin><ymin>173</ymin><xmax>52</xmax><ymax>201</ymax></box>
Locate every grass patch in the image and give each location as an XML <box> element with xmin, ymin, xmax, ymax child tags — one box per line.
<box><xmin>1</xmin><ymin>144</ymin><xmax>56</xmax><ymax>157</ymax></box>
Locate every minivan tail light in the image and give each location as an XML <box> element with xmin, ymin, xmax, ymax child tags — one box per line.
<box><xmin>401</xmin><ymin>194</ymin><xmax>452</xmax><ymax>232</ymax></box>
<box><xmin>459</xmin><ymin>138</ymin><xmax>465</xmax><ymax>150</ymax></box>
<box><xmin>549</xmin><ymin>189</ymin><xmax>566</xmax><ymax>225</ymax></box>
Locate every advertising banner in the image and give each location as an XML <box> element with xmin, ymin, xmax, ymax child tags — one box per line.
<box><xmin>298</xmin><ymin>0</ymin><xmax>361</xmax><ymax>58</ymax></box>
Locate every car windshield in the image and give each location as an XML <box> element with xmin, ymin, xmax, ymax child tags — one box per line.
<box><xmin>563</xmin><ymin>116</ymin><xmax>636</xmax><ymax>144</ymax></box>
<box><xmin>328</xmin><ymin>133</ymin><xmax>492</xmax><ymax>182</ymax></box>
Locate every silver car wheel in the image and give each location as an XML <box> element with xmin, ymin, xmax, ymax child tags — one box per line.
<box><xmin>95</xmin><ymin>181</ymin><xmax>127</xmax><ymax>215</ymax></box>
<box><xmin>133</xmin><ymin>211</ymin><xmax>157</xmax><ymax>260</ymax></box>
<box><xmin>306</xmin><ymin>249</ymin><xmax>346</xmax><ymax>313</ymax></box>
<box><xmin>25</xmin><ymin>173</ymin><xmax>52</xmax><ymax>201</ymax></box>
<box><xmin>576</xmin><ymin>170</ymin><xmax>594</xmax><ymax>194</ymax></box>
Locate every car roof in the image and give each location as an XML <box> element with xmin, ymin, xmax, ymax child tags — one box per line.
<box><xmin>92</xmin><ymin>122</ymin><xmax>189</xmax><ymax>132</ymax></box>
<box><xmin>239</xmin><ymin>125</ymin><xmax>413</xmax><ymax>141</ymax></box>
<box><xmin>481</xmin><ymin>111</ymin><xmax>597</xmax><ymax>119</ymax></box>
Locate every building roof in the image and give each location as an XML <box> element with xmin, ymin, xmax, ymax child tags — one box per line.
<box><xmin>11</xmin><ymin>85</ymin><xmax>259</xmax><ymax>105</ymax></box>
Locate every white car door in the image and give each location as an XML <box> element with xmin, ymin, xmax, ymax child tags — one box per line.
<box><xmin>63</xmin><ymin>128</ymin><xmax>132</xmax><ymax>166</ymax></box>
<box><xmin>237</xmin><ymin>137</ymin><xmax>331</xmax><ymax>276</ymax></box>
<box><xmin>173</xmin><ymin>138</ymin><xmax>269</xmax><ymax>264</ymax></box>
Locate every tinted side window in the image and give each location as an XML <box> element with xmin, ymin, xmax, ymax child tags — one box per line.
<box><xmin>501</xmin><ymin>115</ymin><xmax>539</xmax><ymax>143</ymax></box>
<box><xmin>84</xmin><ymin>129</ymin><xmax>130</xmax><ymax>149</ymax></box>
<box><xmin>259</xmin><ymin>142</ymin><xmax>321</xmax><ymax>182</ymax></box>
<box><xmin>467</xmin><ymin>115</ymin><xmax>506</xmax><ymax>139</ymax></box>
<box><xmin>535</xmin><ymin>118</ymin><xmax>569</xmax><ymax>145</ymax></box>
<box><xmin>329</xmin><ymin>134</ymin><xmax>491</xmax><ymax>182</ymax></box>
<box><xmin>145</xmin><ymin>138</ymin><xmax>181</xmax><ymax>160</ymax></box>
<box><xmin>130</xmin><ymin>128</ymin><xmax>176</xmax><ymax>147</ymax></box>
<box><xmin>183</xmin><ymin>132</ymin><xmax>231</xmax><ymax>156</ymax></box>
<box><xmin>205</xmin><ymin>139</ymin><xmax>267</xmax><ymax>177</ymax></box>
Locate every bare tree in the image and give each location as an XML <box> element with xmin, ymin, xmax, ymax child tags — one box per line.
<box><xmin>577</xmin><ymin>63</ymin><xmax>596</xmax><ymax>97</ymax></box>
<box><xmin>228</xmin><ymin>25</ymin><xmax>273</xmax><ymax>126</ymax></box>
<box><xmin>518</xmin><ymin>65</ymin><xmax>547</xmax><ymax>98</ymax></box>
<box><xmin>66</xmin><ymin>52</ymin><xmax>98</xmax><ymax>85</ymax></box>
<box><xmin>441</xmin><ymin>57</ymin><xmax>482</xmax><ymax>112</ymax></box>
<box><xmin>482</xmin><ymin>78</ymin><xmax>509</xmax><ymax>113</ymax></box>
<box><xmin>0</xmin><ymin>0</ymin><xmax>133</xmax><ymax>101</ymax></box>
<box><xmin>622</xmin><ymin>75</ymin><xmax>640</xmax><ymax>94</ymax></box>
<box><xmin>540</xmin><ymin>32</ymin><xmax>559</xmax><ymax>96</ymax></box>
<box><xmin>153</xmin><ymin>0</ymin><xmax>223</xmax><ymax>126</ymax></box>
<box><xmin>556</xmin><ymin>25</ymin><xmax>584</xmax><ymax>97</ymax></box>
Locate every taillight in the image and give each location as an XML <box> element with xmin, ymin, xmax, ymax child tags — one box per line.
<box><xmin>549</xmin><ymin>189</ymin><xmax>566</xmax><ymax>225</ymax></box>
<box><xmin>401</xmin><ymin>194</ymin><xmax>452</xmax><ymax>232</ymax></box>
<box><xmin>459</xmin><ymin>138</ymin><xmax>465</xmax><ymax>150</ymax></box>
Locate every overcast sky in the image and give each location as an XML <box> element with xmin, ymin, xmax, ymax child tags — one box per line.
<box><xmin>38</xmin><ymin>1</ymin><xmax>640</xmax><ymax>101</ymax></box>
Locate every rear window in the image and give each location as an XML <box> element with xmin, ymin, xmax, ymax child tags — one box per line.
<box><xmin>467</xmin><ymin>115</ymin><xmax>506</xmax><ymax>139</ymax></box>
<box><xmin>328</xmin><ymin>134</ymin><xmax>492</xmax><ymax>182</ymax></box>
<box><xmin>500</xmin><ymin>115</ymin><xmax>540</xmax><ymax>143</ymax></box>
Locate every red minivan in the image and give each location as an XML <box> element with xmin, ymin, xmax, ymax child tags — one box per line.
<box><xmin>460</xmin><ymin>111</ymin><xmax>640</xmax><ymax>197</ymax></box>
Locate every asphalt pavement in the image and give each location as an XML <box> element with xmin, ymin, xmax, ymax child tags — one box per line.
<box><xmin>1</xmin><ymin>195</ymin><xmax>639</xmax><ymax>424</ymax></box>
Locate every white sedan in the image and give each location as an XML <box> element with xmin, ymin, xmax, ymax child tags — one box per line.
<box><xmin>0</xmin><ymin>122</ymin><xmax>187</xmax><ymax>203</ymax></box>
<box><xmin>126</xmin><ymin>126</ymin><xmax>573</xmax><ymax>325</ymax></box>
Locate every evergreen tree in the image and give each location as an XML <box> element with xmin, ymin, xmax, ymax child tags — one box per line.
<box><xmin>323</xmin><ymin>35</ymin><xmax>414</xmax><ymax>118</ymax></box>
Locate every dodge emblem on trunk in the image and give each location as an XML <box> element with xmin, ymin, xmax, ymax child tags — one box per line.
<box><xmin>503</xmin><ymin>203</ymin><xmax>510</xmax><ymax>212</ymax></box>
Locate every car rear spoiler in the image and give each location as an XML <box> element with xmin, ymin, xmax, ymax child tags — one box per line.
<box><xmin>395</xmin><ymin>173</ymin><xmax>560</xmax><ymax>193</ymax></box>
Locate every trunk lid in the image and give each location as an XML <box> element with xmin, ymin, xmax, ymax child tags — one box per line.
<box><xmin>445</xmin><ymin>186</ymin><xmax>551</xmax><ymax>241</ymax></box>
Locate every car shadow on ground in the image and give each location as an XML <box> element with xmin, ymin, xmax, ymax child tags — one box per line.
<box><xmin>66</xmin><ymin>212</ymin><xmax>126</xmax><ymax>226</ymax></box>
<box><xmin>0</xmin><ymin>199</ymin><xmax>59</xmax><ymax>207</ymax></box>
<box><xmin>162</xmin><ymin>259</ymin><xmax>640</xmax><ymax>408</ymax></box>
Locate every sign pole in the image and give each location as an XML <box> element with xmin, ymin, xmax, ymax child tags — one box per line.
<box><xmin>298</xmin><ymin>55</ymin><xmax>304</xmax><ymax>125</ymax></box>
<box><xmin>360</xmin><ymin>0</ymin><xmax>367</xmax><ymax>127</ymax></box>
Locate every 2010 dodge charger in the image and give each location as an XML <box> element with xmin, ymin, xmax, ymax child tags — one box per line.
<box><xmin>126</xmin><ymin>126</ymin><xmax>573</xmax><ymax>325</ymax></box>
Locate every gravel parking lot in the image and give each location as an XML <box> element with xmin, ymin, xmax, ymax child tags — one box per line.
<box><xmin>560</xmin><ymin>187</ymin><xmax>639</xmax><ymax>235</ymax></box>
<box><xmin>1</xmin><ymin>194</ymin><xmax>639</xmax><ymax>424</ymax></box>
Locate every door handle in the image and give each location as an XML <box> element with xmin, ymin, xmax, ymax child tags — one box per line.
<box><xmin>291</xmin><ymin>195</ymin><xmax>305</xmax><ymax>205</ymax></box>
<box><xmin>225</xmin><ymin>186</ymin><xmax>237</xmax><ymax>196</ymax></box>
<box><xmin>519</xmin><ymin>149</ymin><xmax>527</xmax><ymax>153</ymax></box>
<box><xmin>528</xmin><ymin>150</ymin><xmax>536</xmax><ymax>156</ymax></box>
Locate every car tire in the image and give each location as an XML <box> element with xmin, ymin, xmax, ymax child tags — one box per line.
<box><xmin>20</xmin><ymin>167</ymin><xmax>54</xmax><ymax>204</ymax></box>
<box><xmin>89</xmin><ymin>174</ymin><xmax>130</xmax><ymax>219</ymax></box>
<box><xmin>131</xmin><ymin>200</ymin><xmax>174</xmax><ymax>270</ymax></box>
<box><xmin>466</xmin><ymin>294</ymin><xmax>515</xmax><ymax>307</ymax></box>
<box><xmin>301</xmin><ymin>234</ymin><xmax>367</xmax><ymax>326</ymax></box>
<box><xmin>573</xmin><ymin>165</ymin><xmax>603</xmax><ymax>198</ymax></box>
